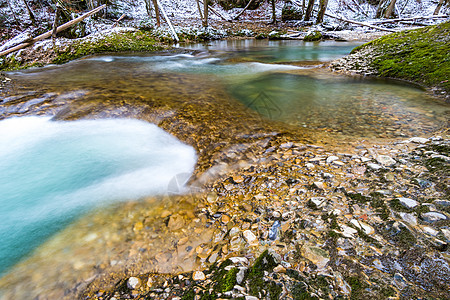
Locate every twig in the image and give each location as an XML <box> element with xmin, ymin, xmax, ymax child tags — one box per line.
<box><xmin>112</xmin><ymin>13</ymin><xmax>126</xmax><ymax>28</ymax></box>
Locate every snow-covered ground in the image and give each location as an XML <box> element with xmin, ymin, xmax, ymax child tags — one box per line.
<box><xmin>0</xmin><ymin>0</ymin><xmax>448</xmax><ymax>45</ymax></box>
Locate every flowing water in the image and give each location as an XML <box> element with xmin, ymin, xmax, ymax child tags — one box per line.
<box><xmin>0</xmin><ymin>39</ymin><xmax>448</xmax><ymax>299</ymax></box>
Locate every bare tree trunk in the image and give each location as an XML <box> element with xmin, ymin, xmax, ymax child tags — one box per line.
<box><xmin>384</xmin><ymin>0</ymin><xmax>397</xmax><ymax>18</ymax></box>
<box><xmin>151</xmin><ymin>0</ymin><xmax>161</xmax><ymax>26</ymax></box>
<box><xmin>203</xmin><ymin>0</ymin><xmax>208</xmax><ymax>27</ymax></box>
<box><xmin>434</xmin><ymin>0</ymin><xmax>447</xmax><ymax>14</ymax></box>
<box><xmin>375</xmin><ymin>0</ymin><xmax>389</xmax><ymax>18</ymax></box>
<box><xmin>304</xmin><ymin>0</ymin><xmax>315</xmax><ymax>21</ymax></box>
<box><xmin>22</xmin><ymin>0</ymin><xmax>36</xmax><ymax>24</ymax></box>
<box><xmin>52</xmin><ymin>5</ymin><xmax>61</xmax><ymax>41</ymax></box>
<box><xmin>271</xmin><ymin>0</ymin><xmax>277</xmax><ymax>23</ymax></box>
<box><xmin>196</xmin><ymin>0</ymin><xmax>204</xmax><ymax>22</ymax></box>
<box><xmin>316</xmin><ymin>0</ymin><xmax>328</xmax><ymax>23</ymax></box>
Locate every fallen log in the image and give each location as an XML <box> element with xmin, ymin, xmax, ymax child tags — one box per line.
<box><xmin>0</xmin><ymin>4</ymin><xmax>106</xmax><ymax>57</ymax></box>
<box><xmin>323</xmin><ymin>11</ymin><xmax>398</xmax><ymax>32</ymax></box>
<box><xmin>370</xmin><ymin>15</ymin><xmax>448</xmax><ymax>24</ymax></box>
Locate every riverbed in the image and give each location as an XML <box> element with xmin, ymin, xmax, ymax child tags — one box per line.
<box><xmin>0</xmin><ymin>39</ymin><xmax>448</xmax><ymax>299</ymax></box>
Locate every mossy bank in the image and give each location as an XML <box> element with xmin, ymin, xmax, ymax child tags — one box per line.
<box><xmin>0</xmin><ymin>28</ymin><xmax>169</xmax><ymax>71</ymax></box>
<box><xmin>331</xmin><ymin>21</ymin><xmax>450</xmax><ymax>101</ymax></box>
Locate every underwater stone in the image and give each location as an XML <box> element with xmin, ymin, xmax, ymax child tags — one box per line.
<box><xmin>243</xmin><ymin>230</ymin><xmax>258</xmax><ymax>246</ymax></box>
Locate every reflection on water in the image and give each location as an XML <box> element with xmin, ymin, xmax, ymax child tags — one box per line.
<box><xmin>230</xmin><ymin>72</ymin><xmax>449</xmax><ymax>138</ymax></box>
<box><xmin>0</xmin><ymin>39</ymin><xmax>448</xmax><ymax>299</ymax></box>
<box><xmin>184</xmin><ymin>39</ymin><xmax>363</xmax><ymax>62</ymax></box>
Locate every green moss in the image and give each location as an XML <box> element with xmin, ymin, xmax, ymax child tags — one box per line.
<box><xmin>246</xmin><ymin>250</ymin><xmax>281</xmax><ymax>299</ymax></box>
<box><xmin>347</xmin><ymin>276</ymin><xmax>368</xmax><ymax>299</ymax></box>
<box><xmin>369</xmin><ymin>193</ymin><xmax>390</xmax><ymax>220</ymax></box>
<box><xmin>304</xmin><ymin>31</ymin><xmax>323</xmax><ymax>42</ymax></box>
<box><xmin>352</xmin><ymin>22</ymin><xmax>450</xmax><ymax>93</ymax></box>
<box><xmin>346</xmin><ymin>192</ymin><xmax>370</xmax><ymax>204</ymax></box>
<box><xmin>292</xmin><ymin>282</ymin><xmax>318</xmax><ymax>300</ymax></box>
<box><xmin>215</xmin><ymin>267</ymin><xmax>238</xmax><ymax>293</ymax></box>
<box><xmin>53</xmin><ymin>31</ymin><xmax>166</xmax><ymax>65</ymax></box>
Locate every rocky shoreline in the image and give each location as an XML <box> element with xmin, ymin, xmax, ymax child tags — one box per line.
<box><xmin>75</xmin><ymin>130</ymin><xmax>449</xmax><ymax>300</ymax></box>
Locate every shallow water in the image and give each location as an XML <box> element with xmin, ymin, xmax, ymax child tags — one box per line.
<box><xmin>0</xmin><ymin>117</ymin><xmax>196</xmax><ymax>275</ymax></box>
<box><xmin>0</xmin><ymin>39</ymin><xmax>448</xmax><ymax>299</ymax></box>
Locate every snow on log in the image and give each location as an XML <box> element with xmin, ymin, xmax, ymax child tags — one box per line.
<box><xmin>0</xmin><ymin>4</ymin><xmax>106</xmax><ymax>57</ymax></box>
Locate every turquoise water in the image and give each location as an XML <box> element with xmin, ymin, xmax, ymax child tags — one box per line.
<box><xmin>0</xmin><ymin>117</ymin><xmax>196</xmax><ymax>275</ymax></box>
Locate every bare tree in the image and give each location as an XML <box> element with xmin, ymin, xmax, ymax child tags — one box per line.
<box><xmin>271</xmin><ymin>0</ymin><xmax>277</xmax><ymax>23</ymax></box>
<box><xmin>203</xmin><ymin>0</ymin><xmax>209</xmax><ymax>27</ymax></box>
<box><xmin>434</xmin><ymin>0</ymin><xmax>448</xmax><ymax>14</ymax></box>
<box><xmin>316</xmin><ymin>0</ymin><xmax>328</xmax><ymax>23</ymax></box>
<box><xmin>384</xmin><ymin>0</ymin><xmax>397</xmax><ymax>18</ymax></box>
<box><xmin>22</xmin><ymin>0</ymin><xmax>36</xmax><ymax>24</ymax></box>
<box><xmin>304</xmin><ymin>0</ymin><xmax>315</xmax><ymax>21</ymax></box>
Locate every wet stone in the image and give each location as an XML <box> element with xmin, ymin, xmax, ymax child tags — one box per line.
<box><xmin>127</xmin><ymin>277</ymin><xmax>141</xmax><ymax>290</ymax></box>
<box><xmin>192</xmin><ymin>271</ymin><xmax>206</xmax><ymax>281</ymax></box>
<box><xmin>421</xmin><ymin>212</ymin><xmax>448</xmax><ymax>223</ymax></box>
<box><xmin>376</xmin><ymin>155</ymin><xmax>396</xmax><ymax>166</ymax></box>
<box><xmin>397</xmin><ymin>197</ymin><xmax>419</xmax><ymax>209</ymax></box>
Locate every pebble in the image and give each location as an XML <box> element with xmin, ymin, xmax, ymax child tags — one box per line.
<box><xmin>326</xmin><ymin>155</ymin><xmax>339</xmax><ymax>164</ymax></box>
<box><xmin>192</xmin><ymin>271</ymin><xmax>206</xmax><ymax>281</ymax></box>
<box><xmin>421</xmin><ymin>212</ymin><xmax>448</xmax><ymax>223</ymax></box>
<box><xmin>398</xmin><ymin>197</ymin><xmax>418</xmax><ymax>209</ymax></box>
<box><xmin>273</xmin><ymin>265</ymin><xmax>286</xmax><ymax>273</ymax></box>
<box><xmin>376</xmin><ymin>155</ymin><xmax>396</xmax><ymax>166</ymax></box>
<box><xmin>313</xmin><ymin>181</ymin><xmax>325</xmax><ymax>189</ymax></box>
<box><xmin>310</xmin><ymin>197</ymin><xmax>326</xmax><ymax>207</ymax></box>
<box><xmin>127</xmin><ymin>277</ymin><xmax>141</xmax><ymax>290</ymax></box>
<box><xmin>268</xmin><ymin>220</ymin><xmax>281</xmax><ymax>240</ymax></box>
<box><xmin>409</xmin><ymin>137</ymin><xmax>430</xmax><ymax>144</ymax></box>
<box><xmin>433</xmin><ymin>200</ymin><xmax>450</xmax><ymax>207</ymax></box>
<box><xmin>400</xmin><ymin>212</ymin><xmax>417</xmax><ymax>226</ymax></box>
<box><xmin>168</xmin><ymin>214</ymin><xmax>185</xmax><ymax>231</ymax></box>
<box><xmin>367</xmin><ymin>163</ymin><xmax>382</xmax><ymax>170</ymax></box>
<box><xmin>243</xmin><ymin>230</ymin><xmax>258</xmax><ymax>246</ymax></box>
<box><xmin>306</xmin><ymin>163</ymin><xmax>315</xmax><ymax>169</ymax></box>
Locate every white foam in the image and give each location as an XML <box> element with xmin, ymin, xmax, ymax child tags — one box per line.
<box><xmin>0</xmin><ymin>116</ymin><xmax>197</xmax><ymax>272</ymax></box>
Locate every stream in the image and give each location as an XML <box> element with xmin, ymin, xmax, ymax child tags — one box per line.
<box><xmin>0</xmin><ymin>39</ymin><xmax>448</xmax><ymax>299</ymax></box>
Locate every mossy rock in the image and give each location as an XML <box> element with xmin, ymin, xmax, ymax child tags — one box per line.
<box><xmin>351</xmin><ymin>21</ymin><xmax>450</xmax><ymax>96</ymax></box>
<box><xmin>304</xmin><ymin>31</ymin><xmax>323</xmax><ymax>41</ymax></box>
